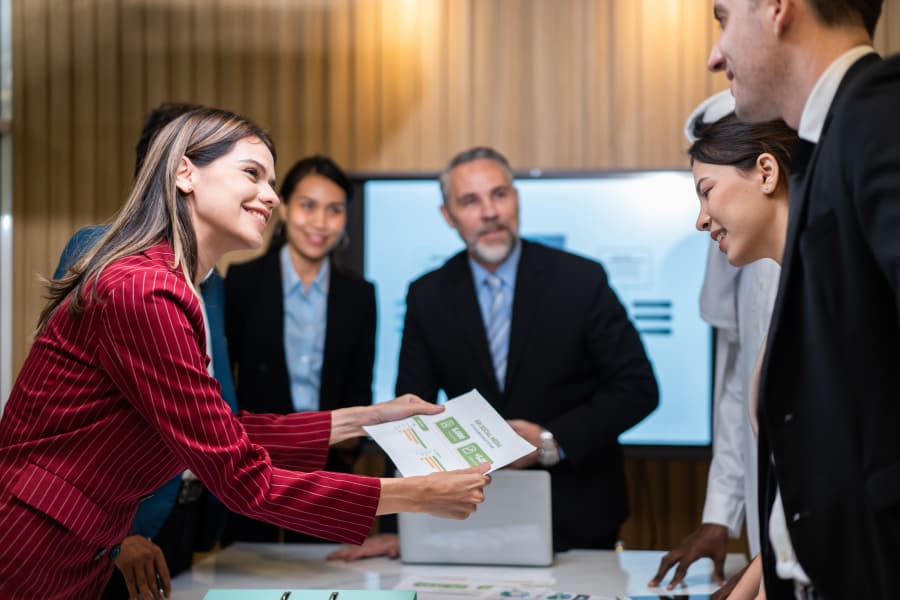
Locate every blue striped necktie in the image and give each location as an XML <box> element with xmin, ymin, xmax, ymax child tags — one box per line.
<box><xmin>485</xmin><ymin>273</ymin><xmax>510</xmax><ymax>391</ymax></box>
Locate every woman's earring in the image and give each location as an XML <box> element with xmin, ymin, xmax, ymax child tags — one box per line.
<box><xmin>337</xmin><ymin>230</ymin><xmax>351</xmax><ymax>250</ymax></box>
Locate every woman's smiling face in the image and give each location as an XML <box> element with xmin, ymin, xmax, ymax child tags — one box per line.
<box><xmin>693</xmin><ymin>157</ymin><xmax>780</xmax><ymax>267</ymax></box>
<box><xmin>280</xmin><ymin>173</ymin><xmax>348</xmax><ymax>264</ymax></box>
<box><xmin>184</xmin><ymin>135</ymin><xmax>279</xmax><ymax>257</ymax></box>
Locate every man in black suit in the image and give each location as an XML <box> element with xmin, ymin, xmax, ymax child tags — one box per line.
<box><xmin>396</xmin><ymin>147</ymin><xmax>659</xmax><ymax>551</ymax></box>
<box><xmin>707</xmin><ymin>0</ymin><xmax>898</xmax><ymax>597</ymax></box>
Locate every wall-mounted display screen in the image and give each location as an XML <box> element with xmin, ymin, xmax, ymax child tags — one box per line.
<box><xmin>360</xmin><ymin>171</ymin><xmax>711</xmax><ymax>446</ymax></box>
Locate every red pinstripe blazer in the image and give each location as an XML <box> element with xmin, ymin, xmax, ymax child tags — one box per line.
<box><xmin>0</xmin><ymin>242</ymin><xmax>380</xmax><ymax>599</ymax></box>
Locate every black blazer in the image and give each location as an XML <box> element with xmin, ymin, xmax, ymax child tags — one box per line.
<box><xmin>225</xmin><ymin>249</ymin><xmax>376</xmax><ymax>416</ymax></box>
<box><xmin>397</xmin><ymin>240</ymin><xmax>659</xmax><ymax>550</ymax></box>
<box><xmin>757</xmin><ymin>53</ymin><xmax>900</xmax><ymax>599</ymax></box>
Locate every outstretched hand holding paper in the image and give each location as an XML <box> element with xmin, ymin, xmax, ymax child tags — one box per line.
<box><xmin>364</xmin><ymin>389</ymin><xmax>536</xmax><ymax>476</ymax></box>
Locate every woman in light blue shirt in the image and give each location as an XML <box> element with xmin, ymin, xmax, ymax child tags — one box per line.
<box><xmin>224</xmin><ymin>156</ymin><xmax>377</xmax><ymax>544</ymax></box>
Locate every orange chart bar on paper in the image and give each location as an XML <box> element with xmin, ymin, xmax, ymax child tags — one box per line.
<box><xmin>402</xmin><ymin>427</ymin><xmax>427</xmax><ymax>448</ymax></box>
<box><xmin>420</xmin><ymin>455</ymin><xmax>447</xmax><ymax>471</ymax></box>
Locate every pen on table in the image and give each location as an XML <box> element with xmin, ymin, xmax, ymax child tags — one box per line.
<box><xmin>329</xmin><ymin>592</ymin><xmax>340</xmax><ymax>600</ymax></box>
<box><xmin>156</xmin><ymin>571</ymin><xmax>166</xmax><ymax>597</ymax></box>
<box><xmin>280</xmin><ymin>593</ymin><xmax>291</xmax><ymax>600</ymax></box>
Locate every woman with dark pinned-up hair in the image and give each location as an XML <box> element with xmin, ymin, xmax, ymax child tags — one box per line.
<box><xmin>223</xmin><ymin>155</ymin><xmax>379</xmax><ymax>545</ymax></box>
<box><xmin>689</xmin><ymin>105</ymin><xmax>796</xmax><ymax>600</ymax></box>
<box><xmin>690</xmin><ymin>114</ymin><xmax>796</xmax><ymax>269</ymax></box>
<box><xmin>0</xmin><ymin>107</ymin><xmax>489</xmax><ymax>600</ymax></box>
<box><xmin>652</xmin><ymin>91</ymin><xmax>798</xmax><ymax>600</ymax></box>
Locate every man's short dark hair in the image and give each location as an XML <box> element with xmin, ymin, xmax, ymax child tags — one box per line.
<box><xmin>807</xmin><ymin>0</ymin><xmax>882</xmax><ymax>38</ymax></box>
<box><xmin>134</xmin><ymin>102</ymin><xmax>204</xmax><ymax>176</ymax></box>
<box><xmin>438</xmin><ymin>147</ymin><xmax>514</xmax><ymax>205</ymax></box>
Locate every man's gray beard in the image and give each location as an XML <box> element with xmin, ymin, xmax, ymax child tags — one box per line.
<box><xmin>470</xmin><ymin>234</ymin><xmax>516</xmax><ymax>266</ymax></box>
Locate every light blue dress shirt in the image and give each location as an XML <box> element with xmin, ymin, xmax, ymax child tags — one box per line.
<box><xmin>280</xmin><ymin>245</ymin><xmax>329</xmax><ymax>413</ymax></box>
<box><xmin>468</xmin><ymin>240</ymin><xmax>522</xmax><ymax>372</ymax></box>
<box><xmin>468</xmin><ymin>241</ymin><xmax>566</xmax><ymax>458</ymax></box>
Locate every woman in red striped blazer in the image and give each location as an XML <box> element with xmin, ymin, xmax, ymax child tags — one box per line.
<box><xmin>0</xmin><ymin>107</ymin><xmax>489</xmax><ymax>600</ymax></box>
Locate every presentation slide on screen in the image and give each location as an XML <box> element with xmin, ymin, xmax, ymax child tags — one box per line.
<box><xmin>364</xmin><ymin>172</ymin><xmax>712</xmax><ymax>446</ymax></box>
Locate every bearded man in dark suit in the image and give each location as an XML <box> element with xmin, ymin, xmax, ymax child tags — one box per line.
<box><xmin>396</xmin><ymin>147</ymin><xmax>659</xmax><ymax>551</ymax></box>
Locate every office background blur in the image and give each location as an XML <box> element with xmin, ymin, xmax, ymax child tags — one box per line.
<box><xmin>3</xmin><ymin>0</ymin><xmax>900</xmax><ymax>552</ymax></box>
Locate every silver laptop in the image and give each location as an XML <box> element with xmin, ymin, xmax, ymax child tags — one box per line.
<box><xmin>399</xmin><ymin>469</ymin><xmax>553</xmax><ymax>567</ymax></box>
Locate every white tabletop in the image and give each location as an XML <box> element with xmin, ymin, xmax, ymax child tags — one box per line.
<box><xmin>170</xmin><ymin>543</ymin><xmax>747</xmax><ymax>600</ymax></box>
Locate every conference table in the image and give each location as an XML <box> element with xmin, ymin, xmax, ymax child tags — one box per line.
<box><xmin>170</xmin><ymin>543</ymin><xmax>748</xmax><ymax>600</ymax></box>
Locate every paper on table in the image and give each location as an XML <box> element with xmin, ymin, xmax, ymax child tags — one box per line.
<box><xmin>204</xmin><ymin>591</ymin><xmax>417</xmax><ymax>600</ymax></box>
<box><xmin>363</xmin><ymin>389</ymin><xmax>536</xmax><ymax>476</ymax></box>
<box><xmin>392</xmin><ymin>574</ymin><xmax>612</xmax><ymax>600</ymax></box>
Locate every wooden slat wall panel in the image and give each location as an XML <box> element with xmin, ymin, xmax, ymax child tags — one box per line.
<box><xmin>875</xmin><ymin>1</ymin><xmax>900</xmax><ymax>53</ymax></box>
<box><xmin>415</xmin><ymin>0</ymin><xmax>446</xmax><ymax>169</ymax></box>
<box><xmin>273</xmin><ymin>0</ymin><xmax>302</xmax><ymax>165</ymax></box>
<box><xmin>224</xmin><ymin>0</ymin><xmax>244</xmax><ymax>105</ymax></box>
<box><xmin>680</xmin><ymin>1</ymin><xmax>710</xmax><ymax>120</ymax></box>
<box><xmin>326</xmin><ymin>0</ymin><xmax>354</xmax><ymax>165</ymax></box>
<box><xmin>247</xmin><ymin>0</ymin><xmax>276</xmax><ymax>126</ymax></box>
<box><xmin>47</xmin><ymin>0</ymin><xmax>72</xmax><ymax>282</ymax></box>
<box><xmin>120</xmin><ymin>0</ymin><xmax>146</xmax><ymax>180</ymax></box>
<box><xmin>377</xmin><ymin>0</ymin><xmax>419</xmax><ymax>169</ymax></box>
<box><xmin>299</xmin><ymin>1</ymin><xmax>326</xmax><ymax>157</ymax></box>
<box><xmin>609</xmin><ymin>0</ymin><xmax>642</xmax><ymax>168</ymax></box>
<box><xmin>640</xmin><ymin>1</ymin><xmax>674</xmax><ymax>166</ymax></box>
<box><xmin>96</xmin><ymin>0</ymin><xmax>122</xmax><ymax>222</ymax></box>
<box><xmin>168</xmin><ymin>1</ymin><xmax>194</xmax><ymax>103</ymax></box>
<box><xmin>582</xmin><ymin>0</ymin><xmax>613</xmax><ymax>167</ymax></box>
<box><xmin>444</xmin><ymin>0</ymin><xmax>473</xmax><ymax>156</ymax></box>
<box><xmin>144</xmin><ymin>1</ymin><xmax>169</xmax><ymax>108</ymax></box>
<box><xmin>72</xmin><ymin>1</ymin><xmax>96</xmax><ymax>228</ymax></box>
<box><xmin>351</xmin><ymin>0</ymin><xmax>380</xmax><ymax>169</ymax></box>
<box><xmin>10</xmin><ymin>0</ymin><xmax>900</xmax><ymax>551</ymax></box>
<box><xmin>470</xmin><ymin>0</ymin><xmax>536</xmax><ymax>166</ymax></box>
<box><xmin>531</xmin><ymin>1</ymin><xmax>584</xmax><ymax>168</ymax></box>
<box><xmin>193</xmin><ymin>0</ymin><xmax>219</xmax><ymax>108</ymax></box>
<box><xmin>15</xmin><ymin>0</ymin><xmax>50</xmax><ymax>358</ymax></box>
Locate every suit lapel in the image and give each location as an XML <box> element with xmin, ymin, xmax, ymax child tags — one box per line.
<box><xmin>262</xmin><ymin>250</ymin><xmax>292</xmax><ymax>413</ymax></box>
<box><xmin>777</xmin><ymin>53</ymin><xmax>874</xmax><ymax>292</ymax></box>
<box><xmin>761</xmin><ymin>53</ymin><xmax>880</xmax><ymax>405</ymax></box>
<box><xmin>505</xmin><ymin>241</ymin><xmax>546</xmax><ymax>395</ymax></box>
<box><xmin>445</xmin><ymin>253</ymin><xmax>500</xmax><ymax>398</ymax></box>
<box><xmin>774</xmin><ymin>138</ymin><xmax>818</xmax><ymax>300</ymax></box>
<box><xmin>321</xmin><ymin>266</ymin><xmax>344</xmax><ymax>410</ymax></box>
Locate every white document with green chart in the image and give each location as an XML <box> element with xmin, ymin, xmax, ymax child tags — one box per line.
<box><xmin>363</xmin><ymin>389</ymin><xmax>536</xmax><ymax>476</ymax></box>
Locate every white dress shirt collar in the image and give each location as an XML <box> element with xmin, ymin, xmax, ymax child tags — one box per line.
<box><xmin>797</xmin><ymin>45</ymin><xmax>876</xmax><ymax>143</ymax></box>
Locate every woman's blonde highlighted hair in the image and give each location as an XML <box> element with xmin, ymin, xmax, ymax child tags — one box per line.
<box><xmin>39</xmin><ymin>106</ymin><xmax>275</xmax><ymax>332</ymax></box>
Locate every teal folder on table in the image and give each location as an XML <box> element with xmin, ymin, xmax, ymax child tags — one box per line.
<box><xmin>203</xmin><ymin>590</ymin><xmax>417</xmax><ymax>600</ymax></box>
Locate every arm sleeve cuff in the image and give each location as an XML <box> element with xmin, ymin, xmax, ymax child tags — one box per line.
<box><xmin>701</xmin><ymin>489</ymin><xmax>744</xmax><ymax>538</ymax></box>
